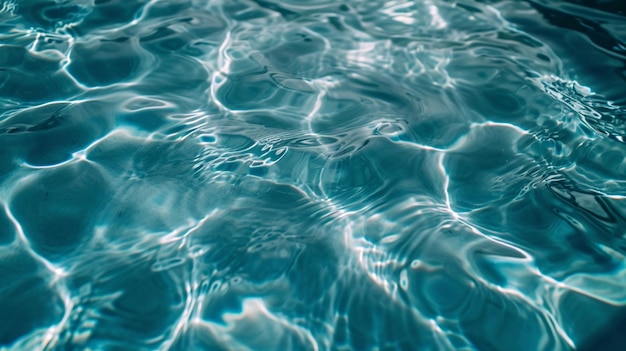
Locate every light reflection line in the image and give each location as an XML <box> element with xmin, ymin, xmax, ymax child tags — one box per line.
<box><xmin>158</xmin><ymin>279</ymin><xmax>195</xmax><ymax>351</ymax></box>
<box><xmin>159</xmin><ymin>209</ymin><xmax>219</xmax><ymax>246</ymax></box>
<box><xmin>2</xmin><ymin>199</ymin><xmax>67</xmax><ymax>277</ymax></box>
<box><xmin>496</xmin><ymin>283</ymin><xmax>576</xmax><ymax>349</ymax></box>
<box><xmin>2</xmin><ymin>201</ymin><xmax>74</xmax><ymax>350</ymax></box>
<box><xmin>20</xmin><ymin>127</ymin><xmax>132</xmax><ymax>170</ymax></box>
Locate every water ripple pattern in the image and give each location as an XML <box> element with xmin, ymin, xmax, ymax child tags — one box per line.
<box><xmin>1</xmin><ymin>0</ymin><xmax>625</xmax><ymax>350</ymax></box>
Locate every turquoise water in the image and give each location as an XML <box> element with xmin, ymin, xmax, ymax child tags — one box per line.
<box><xmin>1</xmin><ymin>0</ymin><xmax>626</xmax><ymax>350</ymax></box>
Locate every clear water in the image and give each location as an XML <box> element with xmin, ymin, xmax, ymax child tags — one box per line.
<box><xmin>1</xmin><ymin>0</ymin><xmax>625</xmax><ymax>350</ymax></box>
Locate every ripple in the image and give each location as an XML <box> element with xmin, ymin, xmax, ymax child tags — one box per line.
<box><xmin>68</xmin><ymin>37</ymin><xmax>146</xmax><ymax>87</ymax></box>
<box><xmin>0</xmin><ymin>246</ymin><xmax>65</xmax><ymax>346</ymax></box>
<box><xmin>0</xmin><ymin>45</ymin><xmax>83</xmax><ymax>103</ymax></box>
<box><xmin>9</xmin><ymin>161</ymin><xmax>111</xmax><ymax>262</ymax></box>
<box><xmin>0</xmin><ymin>101</ymin><xmax>114</xmax><ymax>166</ymax></box>
<box><xmin>15</xmin><ymin>0</ymin><xmax>91</xmax><ymax>30</ymax></box>
<box><xmin>533</xmin><ymin>75</ymin><xmax>626</xmax><ymax>143</ymax></box>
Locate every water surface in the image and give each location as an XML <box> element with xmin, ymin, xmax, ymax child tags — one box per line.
<box><xmin>1</xmin><ymin>0</ymin><xmax>626</xmax><ymax>350</ymax></box>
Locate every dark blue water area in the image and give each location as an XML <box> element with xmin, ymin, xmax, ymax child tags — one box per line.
<box><xmin>1</xmin><ymin>0</ymin><xmax>626</xmax><ymax>350</ymax></box>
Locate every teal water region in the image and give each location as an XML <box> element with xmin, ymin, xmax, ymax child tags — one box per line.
<box><xmin>0</xmin><ymin>0</ymin><xmax>626</xmax><ymax>350</ymax></box>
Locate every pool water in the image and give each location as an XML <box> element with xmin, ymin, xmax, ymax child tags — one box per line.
<box><xmin>1</xmin><ymin>0</ymin><xmax>626</xmax><ymax>350</ymax></box>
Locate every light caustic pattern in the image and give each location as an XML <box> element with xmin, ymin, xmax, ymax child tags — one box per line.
<box><xmin>0</xmin><ymin>0</ymin><xmax>626</xmax><ymax>350</ymax></box>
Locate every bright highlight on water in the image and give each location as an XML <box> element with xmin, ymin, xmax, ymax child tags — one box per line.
<box><xmin>1</xmin><ymin>0</ymin><xmax>625</xmax><ymax>350</ymax></box>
